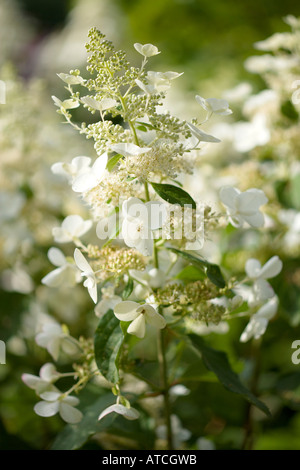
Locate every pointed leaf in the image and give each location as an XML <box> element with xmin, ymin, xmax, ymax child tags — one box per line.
<box><xmin>150</xmin><ymin>182</ymin><xmax>196</xmax><ymax>209</ymax></box>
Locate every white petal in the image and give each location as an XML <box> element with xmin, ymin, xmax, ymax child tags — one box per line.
<box><xmin>242</xmin><ymin>212</ymin><xmax>265</xmax><ymax>228</ymax></box>
<box><xmin>59</xmin><ymin>403</ymin><xmax>83</xmax><ymax>424</ymax></box>
<box><xmin>195</xmin><ymin>95</ymin><xmax>209</xmax><ymax>111</ymax></box>
<box><xmin>34</xmin><ymin>401</ymin><xmax>59</xmax><ymax>417</ymax></box>
<box><xmin>245</xmin><ymin>259</ymin><xmax>262</xmax><ymax>278</ymax></box>
<box><xmin>92</xmin><ymin>153</ymin><xmax>108</xmax><ymax>178</ymax></box>
<box><xmin>259</xmin><ymin>256</ymin><xmax>283</xmax><ymax>279</ymax></box>
<box><xmin>88</xmin><ymin>281</ymin><xmax>98</xmax><ymax>304</ymax></box>
<box><xmin>39</xmin><ymin>391</ymin><xmax>61</xmax><ymax>401</ymax></box>
<box><xmin>48</xmin><ymin>247</ymin><xmax>66</xmax><ymax>267</ymax></box>
<box><xmin>40</xmin><ymin>363</ymin><xmax>58</xmax><ymax>382</ymax></box>
<box><xmin>135</xmin><ymin>236</ymin><xmax>153</xmax><ymax>256</ymax></box>
<box><xmin>238</xmin><ymin>189</ymin><xmax>268</xmax><ymax>213</ymax></box>
<box><xmin>134</xmin><ymin>43</ymin><xmax>160</xmax><ymax>57</ymax></box>
<box><xmin>145</xmin><ymin>310</ymin><xmax>166</xmax><ymax>330</ymax></box>
<box><xmin>71</xmin><ymin>156</ymin><xmax>91</xmax><ymax>173</ymax></box>
<box><xmin>186</xmin><ymin>122</ymin><xmax>221</xmax><ymax>143</ymax></box>
<box><xmin>98</xmin><ymin>404</ymin><xmax>140</xmax><ymax>421</ymax></box>
<box><xmin>41</xmin><ymin>267</ymin><xmax>69</xmax><ymax>288</ymax></box>
<box><xmin>219</xmin><ymin>186</ymin><xmax>240</xmax><ymax>211</ymax></box>
<box><xmin>114</xmin><ymin>301</ymin><xmax>140</xmax><ymax>321</ymax></box>
<box><xmin>122</xmin><ymin>197</ymin><xmax>144</xmax><ymax>218</ymax></box>
<box><xmin>110</xmin><ymin>143</ymin><xmax>151</xmax><ymax>157</ymax></box>
<box><xmin>22</xmin><ymin>373</ymin><xmax>40</xmax><ymax>390</ymax></box>
<box><xmin>62</xmin><ymin>395</ymin><xmax>80</xmax><ymax>406</ymax></box>
<box><xmin>256</xmin><ymin>297</ymin><xmax>278</xmax><ymax>320</ymax></box>
<box><xmin>72</xmin><ymin>171</ymin><xmax>98</xmax><ymax>192</ymax></box>
<box><xmin>127</xmin><ymin>314</ymin><xmax>146</xmax><ymax>338</ymax></box>
<box><xmin>74</xmin><ymin>249</ymin><xmax>91</xmax><ymax>272</ymax></box>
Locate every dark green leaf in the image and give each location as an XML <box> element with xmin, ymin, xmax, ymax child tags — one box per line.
<box><xmin>168</xmin><ymin>247</ymin><xmax>226</xmax><ymax>288</ymax></box>
<box><xmin>94</xmin><ymin>310</ymin><xmax>124</xmax><ymax>384</ymax></box>
<box><xmin>150</xmin><ymin>182</ymin><xmax>196</xmax><ymax>209</ymax></box>
<box><xmin>188</xmin><ymin>334</ymin><xmax>270</xmax><ymax>416</ymax></box>
<box><xmin>175</xmin><ymin>264</ymin><xmax>206</xmax><ymax>281</ymax></box>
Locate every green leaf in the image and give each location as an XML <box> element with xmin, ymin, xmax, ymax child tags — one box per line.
<box><xmin>122</xmin><ymin>278</ymin><xmax>134</xmax><ymax>300</ymax></box>
<box><xmin>94</xmin><ymin>310</ymin><xmax>125</xmax><ymax>384</ymax></box>
<box><xmin>106</xmin><ymin>153</ymin><xmax>123</xmax><ymax>172</ymax></box>
<box><xmin>175</xmin><ymin>264</ymin><xmax>205</xmax><ymax>281</ymax></box>
<box><xmin>188</xmin><ymin>334</ymin><xmax>270</xmax><ymax>416</ymax></box>
<box><xmin>150</xmin><ymin>182</ymin><xmax>196</xmax><ymax>209</ymax></box>
<box><xmin>168</xmin><ymin>247</ymin><xmax>226</xmax><ymax>288</ymax></box>
<box><xmin>51</xmin><ymin>392</ymin><xmax>116</xmax><ymax>450</ymax></box>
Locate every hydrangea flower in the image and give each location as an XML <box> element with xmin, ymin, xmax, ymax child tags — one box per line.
<box><xmin>219</xmin><ymin>186</ymin><xmax>268</xmax><ymax>228</ymax></box>
<box><xmin>121</xmin><ymin>197</ymin><xmax>166</xmax><ymax>256</ymax></box>
<box><xmin>35</xmin><ymin>323</ymin><xmax>81</xmax><ymax>361</ymax></box>
<box><xmin>72</xmin><ymin>153</ymin><xmax>108</xmax><ymax>193</ymax></box>
<box><xmin>245</xmin><ymin>256</ymin><xmax>283</xmax><ymax>307</ymax></box>
<box><xmin>74</xmin><ymin>248</ymin><xmax>98</xmax><ymax>303</ymax></box>
<box><xmin>81</xmin><ymin>96</ymin><xmax>117</xmax><ymax>112</ymax></box>
<box><xmin>98</xmin><ymin>404</ymin><xmax>140</xmax><ymax>421</ymax></box>
<box><xmin>136</xmin><ymin>71</ymin><xmax>183</xmax><ymax>94</ymax></box>
<box><xmin>186</xmin><ymin>122</ymin><xmax>221</xmax><ymax>143</ymax></box>
<box><xmin>134</xmin><ymin>43</ymin><xmax>160</xmax><ymax>57</ymax></box>
<box><xmin>114</xmin><ymin>301</ymin><xmax>166</xmax><ymax>338</ymax></box>
<box><xmin>52</xmin><ymin>215</ymin><xmax>92</xmax><ymax>243</ymax></box>
<box><xmin>196</xmin><ymin>95</ymin><xmax>232</xmax><ymax>116</ymax></box>
<box><xmin>240</xmin><ymin>297</ymin><xmax>278</xmax><ymax>342</ymax></box>
<box><xmin>22</xmin><ymin>363</ymin><xmax>59</xmax><ymax>395</ymax></box>
<box><xmin>57</xmin><ymin>73</ymin><xmax>85</xmax><ymax>85</ymax></box>
<box><xmin>95</xmin><ymin>287</ymin><xmax>122</xmax><ymax>318</ymax></box>
<box><xmin>34</xmin><ymin>391</ymin><xmax>83</xmax><ymax>424</ymax></box>
<box><xmin>41</xmin><ymin>247</ymin><xmax>81</xmax><ymax>288</ymax></box>
<box><xmin>52</xmin><ymin>95</ymin><xmax>79</xmax><ymax>110</ymax></box>
<box><xmin>51</xmin><ymin>156</ymin><xmax>92</xmax><ymax>183</ymax></box>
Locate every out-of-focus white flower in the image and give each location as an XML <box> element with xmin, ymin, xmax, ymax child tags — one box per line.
<box><xmin>243</xmin><ymin>90</ymin><xmax>278</xmax><ymax>118</ymax></box>
<box><xmin>134</xmin><ymin>43</ymin><xmax>160</xmax><ymax>57</ymax></box>
<box><xmin>196</xmin><ymin>95</ymin><xmax>232</xmax><ymax>116</ymax></box>
<box><xmin>279</xmin><ymin>209</ymin><xmax>300</xmax><ymax>250</ymax></box>
<box><xmin>156</xmin><ymin>415</ymin><xmax>191</xmax><ymax>449</ymax></box>
<box><xmin>232</xmin><ymin>114</ymin><xmax>270</xmax><ymax>152</ymax></box>
<box><xmin>81</xmin><ymin>96</ymin><xmax>117</xmax><ymax>111</ymax></box>
<box><xmin>34</xmin><ymin>391</ymin><xmax>83</xmax><ymax>424</ymax></box>
<box><xmin>185</xmin><ymin>318</ymin><xmax>229</xmax><ymax>336</ymax></box>
<box><xmin>42</xmin><ymin>247</ymin><xmax>81</xmax><ymax>288</ymax></box>
<box><xmin>98</xmin><ymin>403</ymin><xmax>140</xmax><ymax>421</ymax></box>
<box><xmin>0</xmin><ymin>191</ymin><xmax>25</xmax><ymax>222</ymax></box>
<box><xmin>114</xmin><ymin>301</ymin><xmax>166</xmax><ymax>338</ymax></box>
<box><xmin>196</xmin><ymin>437</ymin><xmax>216</xmax><ymax>450</ymax></box>
<box><xmin>95</xmin><ymin>287</ymin><xmax>122</xmax><ymax>318</ymax></box>
<box><xmin>186</xmin><ymin>122</ymin><xmax>221</xmax><ymax>143</ymax></box>
<box><xmin>254</xmin><ymin>32</ymin><xmax>296</xmax><ymax>52</ymax></box>
<box><xmin>219</xmin><ymin>186</ymin><xmax>268</xmax><ymax>228</ymax></box>
<box><xmin>22</xmin><ymin>363</ymin><xmax>59</xmax><ymax>395</ymax></box>
<box><xmin>169</xmin><ymin>385</ymin><xmax>190</xmax><ymax>397</ymax></box>
<box><xmin>72</xmin><ymin>153</ymin><xmax>108</xmax><ymax>193</ymax></box>
<box><xmin>110</xmin><ymin>143</ymin><xmax>151</xmax><ymax>157</ymax></box>
<box><xmin>244</xmin><ymin>54</ymin><xmax>298</xmax><ymax>74</ymax></box>
<box><xmin>52</xmin><ymin>215</ymin><xmax>92</xmax><ymax>243</ymax></box>
<box><xmin>223</xmin><ymin>82</ymin><xmax>253</xmax><ymax>104</ymax></box>
<box><xmin>240</xmin><ymin>297</ymin><xmax>278</xmax><ymax>342</ymax></box>
<box><xmin>129</xmin><ymin>268</ymin><xmax>166</xmax><ymax>290</ymax></box>
<box><xmin>51</xmin><ymin>156</ymin><xmax>92</xmax><ymax>182</ymax></box>
<box><xmin>35</xmin><ymin>323</ymin><xmax>81</xmax><ymax>361</ymax></box>
<box><xmin>57</xmin><ymin>73</ymin><xmax>85</xmax><ymax>85</ymax></box>
<box><xmin>74</xmin><ymin>248</ymin><xmax>97</xmax><ymax>303</ymax></box>
<box><xmin>1</xmin><ymin>266</ymin><xmax>34</xmax><ymax>294</ymax></box>
<box><xmin>122</xmin><ymin>197</ymin><xmax>166</xmax><ymax>256</ymax></box>
<box><xmin>52</xmin><ymin>95</ymin><xmax>79</xmax><ymax>110</ymax></box>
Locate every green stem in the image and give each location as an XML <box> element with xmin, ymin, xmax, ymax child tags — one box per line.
<box><xmin>158</xmin><ymin>328</ymin><xmax>173</xmax><ymax>450</ymax></box>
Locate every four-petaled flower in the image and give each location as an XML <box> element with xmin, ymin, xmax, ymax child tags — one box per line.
<box><xmin>72</xmin><ymin>153</ymin><xmax>108</xmax><ymax>193</ymax></box>
<box><xmin>41</xmin><ymin>247</ymin><xmax>81</xmax><ymax>288</ymax></box>
<box><xmin>52</xmin><ymin>215</ymin><xmax>92</xmax><ymax>243</ymax></box>
<box><xmin>74</xmin><ymin>248</ymin><xmax>98</xmax><ymax>303</ymax></box>
<box><xmin>34</xmin><ymin>391</ymin><xmax>83</xmax><ymax>424</ymax></box>
<box><xmin>219</xmin><ymin>186</ymin><xmax>268</xmax><ymax>228</ymax></box>
<box><xmin>245</xmin><ymin>255</ymin><xmax>283</xmax><ymax>307</ymax></box>
<box><xmin>114</xmin><ymin>301</ymin><xmax>166</xmax><ymax>338</ymax></box>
